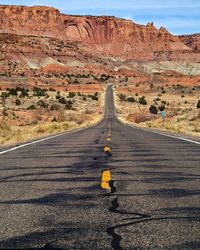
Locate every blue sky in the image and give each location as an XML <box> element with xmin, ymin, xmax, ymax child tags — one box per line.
<box><xmin>1</xmin><ymin>0</ymin><xmax>200</xmax><ymax>35</ymax></box>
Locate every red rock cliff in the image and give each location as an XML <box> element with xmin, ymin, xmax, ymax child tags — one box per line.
<box><xmin>0</xmin><ymin>5</ymin><xmax>65</xmax><ymax>39</ymax></box>
<box><xmin>0</xmin><ymin>5</ymin><xmax>191</xmax><ymax>59</ymax></box>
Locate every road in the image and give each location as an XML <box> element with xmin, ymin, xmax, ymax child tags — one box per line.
<box><xmin>0</xmin><ymin>85</ymin><xmax>200</xmax><ymax>250</ymax></box>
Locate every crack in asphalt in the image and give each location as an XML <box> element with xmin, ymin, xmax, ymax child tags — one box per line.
<box><xmin>106</xmin><ymin>180</ymin><xmax>123</xmax><ymax>250</ymax></box>
<box><xmin>106</xmin><ymin>179</ymin><xmax>151</xmax><ymax>250</ymax></box>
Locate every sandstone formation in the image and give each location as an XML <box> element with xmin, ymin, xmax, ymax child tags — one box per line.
<box><xmin>0</xmin><ymin>5</ymin><xmax>196</xmax><ymax>60</ymax></box>
<box><xmin>180</xmin><ymin>33</ymin><xmax>200</xmax><ymax>52</ymax></box>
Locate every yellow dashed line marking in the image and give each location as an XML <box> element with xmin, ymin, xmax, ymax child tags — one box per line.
<box><xmin>101</xmin><ymin>170</ymin><xmax>111</xmax><ymax>189</ymax></box>
<box><xmin>104</xmin><ymin>146</ymin><xmax>111</xmax><ymax>152</ymax></box>
<box><xmin>107</xmin><ymin>138</ymin><xmax>111</xmax><ymax>141</ymax></box>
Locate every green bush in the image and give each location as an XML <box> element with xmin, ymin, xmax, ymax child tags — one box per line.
<box><xmin>139</xmin><ymin>96</ymin><xmax>147</xmax><ymax>105</ymax></box>
<box><xmin>15</xmin><ymin>98</ymin><xmax>21</xmax><ymax>105</ymax></box>
<box><xmin>149</xmin><ymin>105</ymin><xmax>158</xmax><ymax>114</ymax></box>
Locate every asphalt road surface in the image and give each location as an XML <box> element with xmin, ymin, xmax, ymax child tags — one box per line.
<box><xmin>0</xmin><ymin>86</ymin><xmax>200</xmax><ymax>250</ymax></box>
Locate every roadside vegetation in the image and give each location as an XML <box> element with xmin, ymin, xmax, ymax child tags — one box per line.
<box><xmin>114</xmin><ymin>82</ymin><xmax>200</xmax><ymax>137</ymax></box>
<box><xmin>0</xmin><ymin>87</ymin><xmax>104</xmax><ymax>145</ymax></box>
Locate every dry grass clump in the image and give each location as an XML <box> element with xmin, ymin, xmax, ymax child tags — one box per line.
<box><xmin>0</xmin><ymin>119</ymin><xmax>23</xmax><ymax>145</ymax></box>
<box><xmin>127</xmin><ymin>111</ymin><xmax>155</xmax><ymax>124</ymax></box>
<box><xmin>0</xmin><ymin>112</ymin><xmax>101</xmax><ymax>146</ymax></box>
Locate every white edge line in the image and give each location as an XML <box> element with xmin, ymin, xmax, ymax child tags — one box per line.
<box><xmin>148</xmin><ymin>130</ymin><xmax>200</xmax><ymax>145</ymax></box>
<box><xmin>113</xmin><ymin>87</ymin><xmax>200</xmax><ymax>146</ymax></box>
<box><xmin>0</xmin><ymin>115</ymin><xmax>105</xmax><ymax>156</ymax></box>
<box><xmin>119</xmin><ymin>119</ymin><xmax>200</xmax><ymax>146</ymax></box>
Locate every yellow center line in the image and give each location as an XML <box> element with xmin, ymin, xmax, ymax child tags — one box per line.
<box><xmin>101</xmin><ymin>170</ymin><xmax>111</xmax><ymax>189</ymax></box>
<box><xmin>104</xmin><ymin>146</ymin><xmax>111</xmax><ymax>152</ymax></box>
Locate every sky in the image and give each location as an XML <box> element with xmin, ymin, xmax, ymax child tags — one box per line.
<box><xmin>1</xmin><ymin>0</ymin><xmax>200</xmax><ymax>35</ymax></box>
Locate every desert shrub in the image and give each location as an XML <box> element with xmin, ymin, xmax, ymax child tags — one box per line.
<box><xmin>0</xmin><ymin>119</ymin><xmax>11</xmax><ymax>137</ymax></box>
<box><xmin>67</xmin><ymin>113</ymin><xmax>85</xmax><ymax>124</ymax></box>
<box><xmin>9</xmin><ymin>88</ymin><xmax>18</xmax><ymax>96</ymax></box>
<box><xmin>129</xmin><ymin>111</ymin><xmax>151</xmax><ymax>124</ymax></box>
<box><xmin>50</xmin><ymin>104</ymin><xmax>60</xmax><ymax>111</ymax></box>
<box><xmin>127</xmin><ymin>97</ymin><xmax>135</xmax><ymax>103</ymax></box>
<box><xmin>16</xmin><ymin>87</ymin><xmax>29</xmax><ymax>97</ymax></box>
<box><xmin>56</xmin><ymin>94</ymin><xmax>60</xmax><ymax>100</ymax></box>
<box><xmin>149</xmin><ymin>105</ymin><xmax>158</xmax><ymax>114</ymax></box>
<box><xmin>83</xmin><ymin>96</ymin><xmax>86</xmax><ymax>101</ymax></box>
<box><xmin>139</xmin><ymin>96</ymin><xmax>147</xmax><ymax>105</ymax></box>
<box><xmin>2</xmin><ymin>108</ymin><xmax>8</xmax><ymax>116</ymax></box>
<box><xmin>49</xmin><ymin>87</ymin><xmax>56</xmax><ymax>91</ymax></box>
<box><xmin>73</xmin><ymin>79</ymin><xmax>79</xmax><ymax>84</ymax></box>
<box><xmin>27</xmin><ymin>104</ymin><xmax>36</xmax><ymax>110</ymax></box>
<box><xmin>33</xmin><ymin>87</ymin><xmax>46</xmax><ymax>97</ymax></box>
<box><xmin>37</xmin><ymin>100</ymin><xmax>49</xmax><ymax>108</ymax></box>
<box><xmin>161</xmin><ymin>87</ymin><xmax>166</xmax><ymax>94</ymax></box>
<box><xmin>68</xmin><ymin>92</ymin><xmax>76</xmax><ymax>98</ymax></box>
<box><xmin>65</xmin><ymin>103</ymin><xmax>73</xmax><ymax>110</ymax></box>
<box><xmin>15</xmin><ymin>98</ymin><xmax>21</xmax><ymax>106</ymax></box>
<box><xmin>52</xmin><ymin>117</ymin><xmax>57</xmax><ymax>122</ymax></box>
<box><xmin>90</xmin><ymin>95</ymin><xmax>98</xmax><ymax>101</ymax></box>
<box><xmin>118</xmin><ymin>93</ymin><xmax>126</xmax><ymax>102</ymax></box>
<box><xmin>197</xmin><ymin>100</ymin><xmax>200</xmax><ymax>109</ymax></box>
<box><xmin>59</xmin><ymin>97</ymin><xmax>67</xmax><ymax>104</ymax></box>
<box><xmin>68</xmin><ymin>100</ymin><xmax>73</xmax><ymax>105</ymax></box>
<box><xmin>1</xmin><ymin>92</ymin><xmax>9</xmax><ymax>99</ymax></box>
<box><xmin>159</xmin><ymin>105</ymin><xmax>165</xmax><ymax>111</ymax></box>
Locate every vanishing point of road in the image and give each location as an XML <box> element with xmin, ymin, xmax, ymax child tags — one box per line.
<box><xmin>0</xmin><ymin>86</ymin><xmax>200</xmax><ymax>249</ymax></box>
